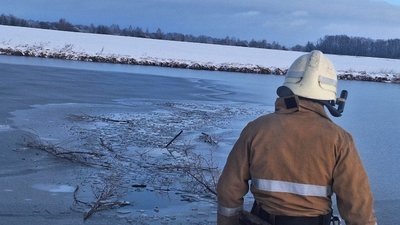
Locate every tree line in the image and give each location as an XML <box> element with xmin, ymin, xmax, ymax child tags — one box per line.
<box><xmin>0</xmin><ymin>14</ymin><xmax>286</xmax><ymax>50</ymax></box>
<box><xmin>294</xmin><ymin>35</ymin><xmax>400</xmax><ymax>59</ymax></box>
<box><xmin>1</xmin><ymin>14</ymin><xmax>400</xmax><ymax>59</ymax></box>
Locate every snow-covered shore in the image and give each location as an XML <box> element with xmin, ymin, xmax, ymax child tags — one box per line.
<box><xmin>1</xmin><ymin>25</ymin><xmax>400</xmax><ymax>83</ymax></box>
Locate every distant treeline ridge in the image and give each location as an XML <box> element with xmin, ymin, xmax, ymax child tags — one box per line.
<box><xmin>1</xmin><ymin>14</ymin><xmax>400</xmax><ymax>59</ymax></box>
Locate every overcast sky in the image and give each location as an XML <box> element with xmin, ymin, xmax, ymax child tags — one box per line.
<box><xmin>2</xmin><ymin>0</ymin><xmax>400</xmax><ymax>46</ymax></box>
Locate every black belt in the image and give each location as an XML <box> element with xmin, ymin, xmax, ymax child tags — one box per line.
<box><xmin>252</xmin><ymin>202</ymin><xmax>331</xmax><ymax>225</ymax></box>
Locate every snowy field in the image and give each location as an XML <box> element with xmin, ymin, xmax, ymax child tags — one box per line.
<box><xmin>1</xmin><ymin>25</ymin><xmax>400</xmax><ymax>81</ymax></box>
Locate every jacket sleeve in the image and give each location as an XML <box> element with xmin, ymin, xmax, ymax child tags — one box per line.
<box><xmin>217</xmin><ymin>124</ymin><xmax>252</xmax><ymax>225</ymax></box>
<box><xmin>332</xmin><ymin>132</ymin><xmax>377</xmax><ymax>225</ymax></box>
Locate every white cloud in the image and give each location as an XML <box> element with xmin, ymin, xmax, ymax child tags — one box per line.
<box><xmin>234</xmin><ymin>11</ymin><xmax>261</xmax><ymax>17</ymax></box>
<box><xmin>2</xmin><ymin>0</ymin><xmax>400</xmax><ymax>46</ymax></box>
<box><xmin>291</xmin><ymin>10</ymin><xmax>309</xmax><ymax>17</ymax></box>
<box><xmin>289</xmin><ymin>19</ymin><xmax>308</xmax><ymax>27</ymax></box>
<box><xmin>374</xmin><ymin>0</ymin><xmax>400</xmax><ymax>5</ymax></box>
<box><xmin>322</xmin><ymin>22</ymin><xmax>400</xmax><ymax>40</ymax></box>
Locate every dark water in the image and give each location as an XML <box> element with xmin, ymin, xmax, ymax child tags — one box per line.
<box><xmin>1</xmin><ymin>55</ymin><xmax>399</xmax><ymax>224</ymax></box>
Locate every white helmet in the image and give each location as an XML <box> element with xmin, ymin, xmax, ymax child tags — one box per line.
<box><xmin>281</xmin><ymin>50</ymin><xmax>337</xmax><ymax>101</ymax></box>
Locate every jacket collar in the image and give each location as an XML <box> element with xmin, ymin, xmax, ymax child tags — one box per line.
<box><xmin>275</xmin><ymin>96</ymin><xmax>331</xmax><ymax>120</ymax></box>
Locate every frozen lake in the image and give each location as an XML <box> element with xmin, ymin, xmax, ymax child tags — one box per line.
<box><xmin>0</xmin><ymin>55</ymin><xmax>399</xmax><ymax>224</ymax></box>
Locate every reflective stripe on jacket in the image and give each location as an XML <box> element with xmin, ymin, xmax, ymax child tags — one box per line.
<box><xmin>217</xmin><ymin>97</ymin><xmax>377</xmax><ymax>225</ymax></box>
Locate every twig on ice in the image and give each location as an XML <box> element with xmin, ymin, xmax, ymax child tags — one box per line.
<box><xmin>200</xmin><ymin>132</ymin><xmax>218</xmax><ymax>145</ymax></box>
<box><xmin>73</xmin><ymin>185</ymin><xmax>91</xmax><ymax>207</ymax></box>
<box><xmin>73</xmin><ymin>183</ymin><xmax>130</xmax><ymax>221</ymax></box>
<box><xmin>99</xmin><ymin>138</ymin><xmax>114</xmax><ymax>153</ymax></box>
<box><xmin>165</xmin><ymin>130</ymin><xmax>183</xmax><ymax>148</ymax></box>
<box><xmin>185</xmin><ymin>169</ymin><xmax>217</xmax><ymax>196</ymax></box>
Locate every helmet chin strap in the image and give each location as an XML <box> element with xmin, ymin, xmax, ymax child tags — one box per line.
<box><xmin>277</xmin><ymin>86</ymin><xmax>348</xmax><ymax>117</ymax></box>
<box><xmin>317</xmin><ymin>90</ymin><xmax>348</xmax><ymax>117</ymax></box>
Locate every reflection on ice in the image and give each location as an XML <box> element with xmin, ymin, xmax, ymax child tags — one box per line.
<box><xmin>0</xmin><ymin>124</ymin><xmax>12</xmax><ymax>132</ymax></box>
<box><xmin>32</xmin><ymin>184</ymin><xmax>76</xmax><ymax>193</ymax></box>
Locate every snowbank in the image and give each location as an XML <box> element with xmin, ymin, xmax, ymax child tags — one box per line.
<box><xmin>1</xmin><ymin>25</ymin><xmax>399</xmax><ymax>82</ymax></box>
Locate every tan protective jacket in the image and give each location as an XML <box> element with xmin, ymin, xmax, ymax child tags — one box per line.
<box><xmin>217</xmin><ymin>97</ymin><xmax>377</xmax><ymax>225</ymax></box>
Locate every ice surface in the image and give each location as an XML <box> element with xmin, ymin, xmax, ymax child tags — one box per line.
<box><xmin>9</xmin><ymin>92</ymin><xmax>268</xmax><ymax>223</ymax></box>
<box><xmin>0</xmin><ymin>124</ymin><xmax>12</xmax><ymax>132</ymax></box>
<box><xmin>32</xmin><ymin>184</ymin><xmax>76</xmax><ymax>193</ymax></box>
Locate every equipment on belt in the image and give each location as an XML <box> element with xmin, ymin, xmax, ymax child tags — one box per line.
<box><xmin>238</xmin><ymin>202</ymin><xmax>342</xmax><ymax>225</ymax></box>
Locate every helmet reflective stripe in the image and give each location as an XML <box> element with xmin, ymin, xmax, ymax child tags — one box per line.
<box><xmin>286</xmin><ymin>71</ymin><xmax>303</xmax><ymax>78</ymax></box>
<box><xmin>282</xmin><ymin>50</ymin><xmax>338</xmax><ymax>101</ymax></box>
<box><xmin>319</xmin><ymin>75</ymin><xmax>337</xmax><ymax>86</ymax></box>
<box><xmin>287</xmin><ymin>72</ymin><xmax>337</xmax><ymax>86</ymax></box>
<box><xmin>252</xmin><ymin>179</ymin><xmax>332</xmax><ymax>197</ymax></box>
<box><xmin>218</xmin><ymin>205</ymin><xmax>243</xmax><ymax>217</ymax></box>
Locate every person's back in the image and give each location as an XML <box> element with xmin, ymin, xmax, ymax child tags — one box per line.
<box><xmin>217</xmin><ymin>50</ymin><xmax>377</xmax><ymax>225</ymax></box>
<box><xmin>247</xmin><ymin>97</ymin><xmax>347</xmax><ymax>217</ymax></box>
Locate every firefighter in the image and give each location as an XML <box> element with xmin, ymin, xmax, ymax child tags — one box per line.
<box><xmin>217</xmin><ymin>50</ymin><xmax>377</xmax><ymax>225</ymax></box>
